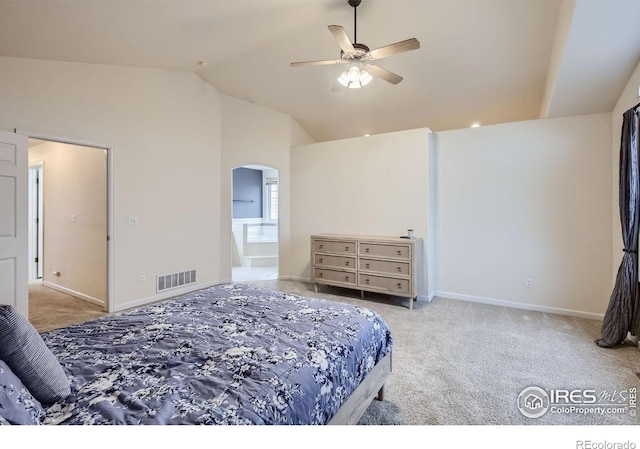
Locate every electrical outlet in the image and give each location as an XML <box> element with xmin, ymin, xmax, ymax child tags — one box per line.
<box><xmin>525</xmin><ymin>278</ymin><xmax>533</xmax><ymax>288</ymax></box>
<box><xmin>139</xmin><ymin>274</ymin><xmax>146</xmax><ymax>284</ymax></box>
<box><xmin>128</xmin><ymin>216</ymin><xmax>139</xmax><ymax>225</ymax></box>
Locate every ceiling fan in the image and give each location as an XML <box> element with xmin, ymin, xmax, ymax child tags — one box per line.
<box><xmin>290</xmin><ymin>0</ymin><xmax>420</xmax><ymax>89</ymax></box>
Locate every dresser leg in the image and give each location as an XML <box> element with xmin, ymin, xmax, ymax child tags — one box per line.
<box><xmin>361</xmin><ymin>290</ymin><xmax>364</xmax><ymax>299</ymax></box>
<box><xmin>314</xmin><ymin>284</ymin><xmax>318</xmax><ymax>293</ymax></box>
<box><xmin>409</xmin><ymin>297</ymin><xmax>413</xmax><ymax>310</ymax></box>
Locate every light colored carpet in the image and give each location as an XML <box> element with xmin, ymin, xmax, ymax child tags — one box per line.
<box><xmin>29</xmin><ymin>280</ymin><xmax>640</xmax><ymax>425</ymax></box>
<box><xmin>29</xmin><ymin>284</ymin><xmax>107</xmax><ymax>333</ymax></box>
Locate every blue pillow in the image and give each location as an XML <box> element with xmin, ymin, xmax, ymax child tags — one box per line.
<box><xmin>0</xmin><ymin>305</ymin><xmax>70</xmax><ymax>404</ymax></box>
<box><xmin>0</xmin><ymin>359</ymin><xmax>44</xmax><ymax>424</ymax></box>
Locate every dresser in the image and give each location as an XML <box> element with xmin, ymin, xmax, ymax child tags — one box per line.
<box><xmin>310</xmin><ymin>234</ymin><xmax>423</xmax><ymax>309</ymax></box>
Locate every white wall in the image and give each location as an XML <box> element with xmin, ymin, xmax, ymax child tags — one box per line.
<box><xmin>0</xmin><ymin>56</ymin><xmax>222</xmax><ymax>311</ymax></box>
<box><xmin>28</xmin><ymin>141</ymin><xmax>107</xmax><ymax>303</ymax></box>
<box><xmin>289</xmin><ymin>128</ymin><xmax>432</xmax><ymax>296</ymax></box>
<box><xmin>0</xmin><ymin>54</ymin><xmax>620</xmax><ymax>321</ymax></box>
<box><xmin>434</xmin><ymin>113</ymin><xmax>612</xmax><ymax>318</ymax></box>
<box><xmin>220</xmin><ymin>95</ymin><xmax>314</xmax><ymax>281</ymax></box>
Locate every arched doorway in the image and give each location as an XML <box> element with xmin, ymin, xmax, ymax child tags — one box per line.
<box><xmin>231</xmin><ymin>164</ymin><xmax>279</xmax><ymax>282</ymax></box>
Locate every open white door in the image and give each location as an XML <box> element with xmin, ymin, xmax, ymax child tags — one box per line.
<box><xmin>0</xmin><ymin>130</ymin><xmax>28</xmax><ymax>317</ymax></box>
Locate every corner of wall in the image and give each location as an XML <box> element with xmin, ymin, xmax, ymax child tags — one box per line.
<box><xmin>427</xmin><ymin>132</ymin><xmax>438</xmax><ymax>298</ymax></box>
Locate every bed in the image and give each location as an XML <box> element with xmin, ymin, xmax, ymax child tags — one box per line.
<box><xmin>0</xmin><ymin>283</ymin><xmax>392</xmax><ymax>425</ymax></box>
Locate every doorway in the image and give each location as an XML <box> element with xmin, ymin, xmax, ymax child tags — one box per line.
<box><xmin>231</xmin><ymin>164</ymin><xmax>279</xmax><ymax>282</ymax></box>
<box><xmin>28</xmin><ymin>163</ymin><xmax>43</xmax><ymax>282</ymax></box>
<box><xmin>26</xmin><ymin>135</ymin><xmax>111</xmax><ymax>321</ymax></box>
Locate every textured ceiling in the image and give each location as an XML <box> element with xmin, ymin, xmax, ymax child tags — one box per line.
<box><xmin>1</xmin><ymin>0</ymin><xmax>639</xmax><ymax>142</ymax></box>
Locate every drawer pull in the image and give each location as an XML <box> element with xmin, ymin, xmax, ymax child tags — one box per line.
<box><xmin>397</xmin><ymin>283</ymin><xmax>402</xmax><ymax>289</ymax></box>
<box><xmin>365</xmin><ymin>248</ymin><xmax>370</xmax><ymax>253</ymax></box>
<box><xmin>319</xmin><ymin>244</ymin><xmax>323</xmax><ymax>249</ymax></box>
<box><xmin>318</xmin><ymin>272</ymin><xmax>323</xmax><ymax>278</ymax></box>
<box><xmin>319</xmin><ymin>258</ymin><xmax>323</xmax><ymax>263</ymax></box>
<box><xmin>345</xmin><ymin>246</ymin><xmax>350</xmax><ymax>251</ymax></box>
<box><xmin>365</xmin><ymin>278</ymin><xmax>370</xmax><ymax>285</ymax></box>
<box><xmin>345</xmin><ymin>275</ymin><xmax>350</xmax><ymax>281</ymax></box>
<box><xmin>397</xmin><ymin>250</ymin><xmax>402</xmax><ymax>255</ymax></box>
<box><xmin>397</xmin><ymin>266</ymin><xmax>402</xmax><ymax>272</ymax></box>
<box><xmin>344</xmin><ymin>261</ymin><xmax>350</xmax><ymax>266</ymax></box>
<box><xmin>365</xmin><ymin>263</ymin><xmax>370</xmax><ymax>269</ymax></box>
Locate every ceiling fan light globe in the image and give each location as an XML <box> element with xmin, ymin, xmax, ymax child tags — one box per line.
<box><xmin>347</xmin><ymin>66</ymin><xmax>361</xmax><ymax>81</ymax></box>
<box><xmin>360</xmin><ymin>70</ymin><xmax>372</xmax><ymax>86</ymax></box>
<box><xmin>338</xmin><ymin>73</ymin><xmax>350</xmax><ymax>87</ymax></box>
<box><xmin>338</xmin><ymin>65</ymin><xmax>372</xmax><ymax>89</ymax></box>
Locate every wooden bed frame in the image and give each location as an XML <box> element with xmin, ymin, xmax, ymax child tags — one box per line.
<box><xmin>327</xmin><ymin>352</ymin><xmax>392</xmax><ymax>425</ymax></box>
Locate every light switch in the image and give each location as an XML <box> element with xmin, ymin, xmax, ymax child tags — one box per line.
<box><xmin>128</xmin><ymin>216</ymin><xmax>139</xmax><ymax>225</ymax></box>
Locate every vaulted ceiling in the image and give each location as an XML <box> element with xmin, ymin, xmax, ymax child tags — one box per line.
<box><xmin>1</xmin><ymin>0</ymin><xmax>639</xmax><ymax>142</ymax></box>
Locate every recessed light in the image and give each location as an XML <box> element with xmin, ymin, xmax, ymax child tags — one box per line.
<box><xmin>470</xmin><ymin>123</ymin><xmax>481</xmax><ymax>128</ymax></box>
<box><xmin>364</xmin><ymin>134</ymin><xmax>370</xmax><ymax>137</ymax></box>
<box><xmin>198</xmin><ymin>61</ymin><xmax>209</xmax><ymax>66</ymax></box>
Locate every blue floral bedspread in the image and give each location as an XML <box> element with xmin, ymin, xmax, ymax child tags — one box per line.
<box><xmin>39</xmin><ymin>284</ymin><xmax>392</xmax><ymax>425</ymax></box>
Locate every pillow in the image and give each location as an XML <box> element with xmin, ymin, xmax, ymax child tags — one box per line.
<box><xmin>0</xmin><ymin>359</ymin><xmax>44</xmax><ymax>425</ymax></box>
<box><xmin>0</xmin><ymin>305</ymin><xmax>70</xmax><ymax>404</ymax></box>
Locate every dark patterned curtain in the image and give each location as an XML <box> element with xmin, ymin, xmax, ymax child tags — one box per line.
<box><xmin>596</xmin><ymin>107</ymin><xmax>640</xmax><ymax>348</ymax></box>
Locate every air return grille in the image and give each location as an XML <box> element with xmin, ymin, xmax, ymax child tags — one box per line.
<box><xmin>157</xmin><ymin>270</ymin><xmax>196</xmax><ymax>292</ymax></box>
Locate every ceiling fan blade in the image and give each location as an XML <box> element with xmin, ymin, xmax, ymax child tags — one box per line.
<box><xmin>328</xmin><ymin>25</ymin><xmax>355</xmax><ymax>54</ymax></box>
<box><xmin>290</xmin><ymin>59</ymin><xmax>346</xmax><ymax>67</ymax></box>
<box><xmin>368</xmin><ymin>38</ymin><xmax>420</xmax><ymax>60</ymax></box>
<box><xmin>367</xmin><ymin>64</ymin><xmax>403</xmax><ymax>85</ymax></box>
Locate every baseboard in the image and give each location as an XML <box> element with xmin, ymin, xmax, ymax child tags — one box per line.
<box><xmin>417</xmin><ymin>294</ymin><xmax>433</xmax><ymax>303</ymax></box>
<box><xmin>113</xmin><ymin>279</ymin><xmax>232</xmax><ymax>313</ymax></box>
<box><xmin>42</xmin><ymin>281</ymin><xmax>105</xmax><ymax>308</ymax></box>
<box><xmin>277</xmin><ymin>275</ymin><xmax>310</xmax><ymax>282</ymax></box>
<box><xmin>434</xmin><ymin>290</ymin><xmax>604</xmax><ymax>321</ymax></box>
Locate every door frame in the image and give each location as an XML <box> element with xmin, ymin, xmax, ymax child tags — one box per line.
<box><xmin>28</xmin><ymin>162</ymin><xmax>44</xmax><ymax>282</ymax></box>
<box><xmin>16</xmin><ymin>129</ymin><xmax>115</xmax><ymax>313</ymax></box>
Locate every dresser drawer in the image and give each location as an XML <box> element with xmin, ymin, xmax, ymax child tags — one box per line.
<box><xmin>359</xmin><ymin>242</ymin><xmax>410</xmax><ymax>259</ymax></box>
<box><xmin>314</xmin><ymin>268</ymin><xmax>357</xmax><ymax>286</ymax></box>
<box><xmin>359</xmin><ymin>258</ymin><xmax>410</xmax><ymax>276</ymax></box>
<box><xmin>358</xmin><ymin>274</ymin><xmax>411</xmax><ymax>295</ymax></box>
<box><xmin>314</xmin><ymin>254</ymin><xmax>357</xmax><ymax>270</ymax></box>
<box><xmin>313</xmin><ymin>239</ymin><xmax>357</xmax><ymax>255</ymax></box>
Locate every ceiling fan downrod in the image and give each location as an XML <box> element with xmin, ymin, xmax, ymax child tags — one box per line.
<box><xmin>349</xmin><ymin>0</ymin><xmax>361</xmax><ymax>44</ymax></box>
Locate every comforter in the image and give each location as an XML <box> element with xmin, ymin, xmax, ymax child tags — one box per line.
<box><xmin>40</xmin><ymin>284</ymin><xmax>392</xmax><ymax>425</ymax></box>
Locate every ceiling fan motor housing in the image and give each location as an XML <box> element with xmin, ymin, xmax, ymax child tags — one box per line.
<box><xmin>348</xmin><ymin>0</ymin><xmax>362</xmax><ymax>7</ymax></box>
<box><xmin>341</xmin><ymin>43</ymin><xmax>370</xmax><ymax>60</ymax></box>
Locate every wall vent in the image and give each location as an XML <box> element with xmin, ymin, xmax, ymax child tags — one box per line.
<box><xmin>157</xmin><ymin>269</ymin><xmax>196</xmax><ymax>292</ymax></box>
